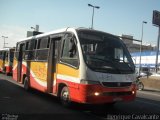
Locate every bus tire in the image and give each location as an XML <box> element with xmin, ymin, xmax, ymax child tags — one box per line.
<box><xmin>5</xmin><ymin>72</ymin><xmax>9</xmax><ymax>76</ymax></box>
<box><xmin>60</xmin><ymin>86</ymin><xmax>71</xmax><ymax>107</ymax></box>
<box><xmin>24</xmin><ymin>77</ymin><xmax>30</xmax><ymax>91</ymax></box>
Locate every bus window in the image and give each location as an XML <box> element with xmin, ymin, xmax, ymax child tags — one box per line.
<box><xmin>2</xmin><ymin>52</ymin><xmax>6</xmax><ymax>60</ymax></box>
<box><xmin>25</xmin><ymin>40</ymin><xmax>35</xmax><ymax>51</ymax></box>
<box><xmin>21</xmin><ymin>44</ymin><xmax>26</xmax><ymax>60</ymax></box>
<box><xmin>47</xmin><ymin>39</ymin><xmax>50</xmax><ymax>48</ymax></box>
<box><xmin>61</xmin><ymin>34</ymin><xmax>79</xmax><ymax>67</ymax></box>
<box><xmin>37</xmin><ymin>37</ymin><xmax>49</xmax><ymax>49</ymax></box>
<box><xmin>10</xmin><ymin>50</ymin><xmax>14</xmax><ymax>62</ymax></box>
<box><xmin>0</xmin><ymin>52</ymin><xmax>2</xmax><ymax>59</ymax></box>
<box><xmin>34</xmin><ymin>40</ymin><xmax>37</xmax><ymax>49</ymax></box>
<box><xmin>36</xmin><ymin>37</ymin><xmax>49</xmax><ymax>61</ymax></box>
<box><xmin>17</xmin><ymin>43</ymin><xmax>20</xmax><ymax>51</ymax></box>
<box><xmin>26</xmin><ymin>41</ymin><xmax>29</xmax><ymax>50</ymax></box>
<box><xmin>5</xmin><ymin>52</ymin><xmax>8</xmax><ymax>61</ymax></box>
<box><xmin>24</xmin><ymin>40</ymin><xmax>36</xmax><ymax>60</ymax></box>
<box><xmin>29</xmin><ymin>40</ymin><xmax>36</xmax><ymax>50</ymax></box>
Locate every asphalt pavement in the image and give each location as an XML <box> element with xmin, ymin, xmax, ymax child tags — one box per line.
<box><xmin>0</xmin><ymin>74</ymin><xmax>160</xmax><ymax>120</ymax></box>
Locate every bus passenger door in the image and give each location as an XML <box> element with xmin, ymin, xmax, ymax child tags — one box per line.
<box><xmin>17</xmin><ymin>43</ymin><xmax>25</xmax><ymax>82</ymax></box>
<box><xmin>47</xmin><ymin>37</ymin><xmax>60</xmax><ymax>93</ymax></box>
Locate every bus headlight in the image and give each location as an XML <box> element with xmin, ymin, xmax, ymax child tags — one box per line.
<box><xmin>80</xmin><ymin>79</ymin><xmax>100</xmax><ymax>85</ymax></box>
<box><xmin>94</xmin><ymin>92</ymin><xmax>100</xmax><ymax>96</ymax></box>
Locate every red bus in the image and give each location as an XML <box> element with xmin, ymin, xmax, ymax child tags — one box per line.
<box><xmin>0</xmin><ymin>48</ymin><xmax>15</xmax><ymax>75</ymax></box>
<box><xmin>12</xmin><ymin>28</ymin><xmax>137</xmax><ymax>106</ymax></box>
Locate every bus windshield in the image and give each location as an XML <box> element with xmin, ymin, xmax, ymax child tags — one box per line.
<box><xmin>77</xmin><ymin>30</ymin><xmax>135</xmax><ymax>74</ymax></box>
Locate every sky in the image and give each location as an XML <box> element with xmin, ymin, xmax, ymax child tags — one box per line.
<box><xmin>0</xmin><ymin>0</ymin><xmax>160</xmax><ymax>49</ymax></box>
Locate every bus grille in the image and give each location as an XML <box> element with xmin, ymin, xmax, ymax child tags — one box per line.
<box><xmin>103</xmin><ymin>91</ymin><xmax>132</xmax><ymax>96</ymax></box>
<box><xmin>102</xmin><ymin>82</ymin><xmax>132</xmax><ymax>87</ymax></box>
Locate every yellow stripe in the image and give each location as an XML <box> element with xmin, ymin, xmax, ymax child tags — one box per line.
<box><xmin>30</xmin><ymin>62</ymin><xmax>48</xmax><ymax>82</ymax></box>
<box><xmin>0</xmin><ymin>59</ymin><xmax>3</xmax><ymax>68</ymax></box>
<box><xmin>4</xmin><ymin>60</ymin><xmax>9</xmax><ymax>66</ymax></box>
<box><xmin>57</xmin><ymin>63</ymin><xmax>79</xmax><ymax>78</ymax></box>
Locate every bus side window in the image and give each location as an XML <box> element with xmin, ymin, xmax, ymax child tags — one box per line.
<box><xmin>61</xmin><ymin>34</ymin><xmax>79</xmax><ymax>67</ymax></box>
<box><xmin>2</xmin><ymin>51</ymin><xmax>6</xmax><ymax>60</ymax></box>
<box><xmin>0</xmin><ymin>52</ymin><xmax>2</xmax><ymax>59</ymax></box>
<box><xmin>14</xmin><ymin>43</ymin><xmax>19</xmax><ymax>60</ymax></box>
<box><xmin>5</xmin><ymin>52</ymin><xmax>8</xmax><ymax>61</ymax></box>
<box><xmin>47</xmin><ymin>38</ymin><xmax>50</xmax><ymax>48</ymax></box>
<box><xmin>37</xmin><ymin>37</ymin><xmax>49</xmax><ymax>49</ymax></box>
<box><xmin>21</xmin><ymin>44</ymin><xmax>26</xmax><ymax>60</ymax></box>
<box><xmin>24</xmin><ymin>40</ymin><xmax>37</xmax><ymax>60</ymax></box>
<box><xmin>34</xmin><ymin>40</ymin><xmax>37</xmax><ymax>49</ymax></box>
<box><xmin>25</xmin><ymin>41</ymin><xmax>29</xmax><ymax>50</ymax></box>
<box><xmin>25</xmin><ymin>40</ymin><xmax>35</xmax><ymax>51</ymax></box>
<box><xmin>36</xmin><ymin>37</ymin><xmax>49</xmax><ymax>61</ymax></box>
<box><xmin>17</xmin><ymin>43</ymin><xmax>20</xmax><ymax>51</ymax></box>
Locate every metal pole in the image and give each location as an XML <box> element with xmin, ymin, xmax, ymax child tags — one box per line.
<box><xmin>91</xmin><ymin>7</ymin><xmax>94</xmax><ymax>29</ymax></box>
<box><xmin>155</xmin><ymin>26</ymin><xmax>160</xmax><ymax>73</ymax></box>
<box><xmin>4</xmin><ymin>37</ymin><xmax>5</xmax><ymax>48</ymax></box>
<box><xmin>139</xmin><ymin>21</ymin><xmax>147</xmax><ymax>76</ymax></box>
<box><xmin>2</xmin><ymin>36</ymin><xmax>8</xmax><ymax>48</ymax></box>
<box><xmin>139</xmin><ymin>43</ymin><xmax>142</xmax><ymax>76</ymax></box>
<box><xmin>88</xmin><ymin>4</ymin><xmax>100</xmax><ymax>29</ymax></box>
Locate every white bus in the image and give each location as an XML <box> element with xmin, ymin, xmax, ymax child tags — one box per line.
<box><xmin>0</xmin><ymin>48</ymin><xmax>15</xmax><ymax>75</ymax></box>
<box><xmin>13</xmin><ymin>27</ymin><xmax>136</xmax><ymax>106</ymax></box>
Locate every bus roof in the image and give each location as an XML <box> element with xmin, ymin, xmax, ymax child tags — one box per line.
<box><xmin>17</xmin><ymin>27</ymin><xmax>74</xmax><ymax>42</ymax></box>
<box><xmin>16</xmin><ymin>27</ymin><xmax>119</xmax><ymax>43</ymax></box>
<box><xmin>0</xmin><ymin>47</ymin><xmax>15</xmax><ymax>51</ymax></box>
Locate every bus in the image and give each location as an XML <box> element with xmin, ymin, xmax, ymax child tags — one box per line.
<box><xmin>12</xmin><ymin>27</ymin><xmax>136</xmax><ymax>106</ymax></box>
<box><xmin>0</xmin><ymin>48</ymin><xmax>15</xmax><ymax>75</ymax></box>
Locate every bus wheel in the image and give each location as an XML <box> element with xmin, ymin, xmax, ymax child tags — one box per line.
<box><xmin>24</xmin><ymin>77</ymin><xmax>30</xmax><ymax>91</ymax></box>
<box><xmin>60</xmin><ymin>86</ymin><xmax>71</xmax><ymax>107</ymax></box>
<box><xmin>5</xmin><ymin>72</ymin><xmax>9</xmax><ymax>76</ymax></box>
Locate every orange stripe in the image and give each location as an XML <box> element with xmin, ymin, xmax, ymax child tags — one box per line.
<box><xmin>57</xmin><ymin>63</ymin><xmax>79</xmax><ymax>77</ymax></box>
<box><xmin>30</xmin><ymin>62</ymin><xmax>48</xmax><ymax>82</ymax></box>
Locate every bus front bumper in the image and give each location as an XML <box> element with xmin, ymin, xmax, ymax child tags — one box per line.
<box><xmin>70</xmin><ymin>84</ymin><xmax>136</xmax><ymax>104</ymax></box>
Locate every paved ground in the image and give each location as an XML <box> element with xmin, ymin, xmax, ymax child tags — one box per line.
<box><xmin>0</xmin><ymin>74</ymin><xmax>160</xmax><ymax>120</ymax></box>
<box><xmin>140</xmin><ymin>75</ymin><xmax>160</xmax><ymax>91</ymax></box>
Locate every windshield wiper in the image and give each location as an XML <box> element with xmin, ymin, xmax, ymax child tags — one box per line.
<box><xmin>91</xmin><ymin>57</ymin><xmax>122</xmax><ymax>73</ymax></box>
<box><xmin>113</xmin><ymin>59</ymin><xmax>134</xmax><ymax>72</ymax></box>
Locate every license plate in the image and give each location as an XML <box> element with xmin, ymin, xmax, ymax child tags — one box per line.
<box><xmin>113</xmin><ymin>97</ymin><xmax>122</xmax><ymax>101</ymax></box>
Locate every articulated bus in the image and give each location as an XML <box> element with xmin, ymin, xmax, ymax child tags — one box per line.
<box><xmin>12</xmin><ymin>27</ymin><xmax>136</xmax><ymax>105</ymax></box>
<box><xmin>0</xmin><ymin>48</ymin><xmax>15</xmax><ymax>75</ymax></box>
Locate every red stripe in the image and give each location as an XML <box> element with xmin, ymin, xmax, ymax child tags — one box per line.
<box><xmin>30</xmin><ymin>74</ymin><xmax>47</xmax><ymax>92</ymax></box>
<box><xmin>56</xmin><ymin>79</ymin><xmax>136</xmax><ymax>104</ymax></box>
<box><xmin>6</xmin><ymin>66</ymin><xmax>12</xmax><ymax>73</ymax></box>
<box><xmin>12</xmin><ymin>64</ymin><xmax>136</xmax><ymax>104</ymax></box>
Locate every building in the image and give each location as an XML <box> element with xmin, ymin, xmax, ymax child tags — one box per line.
<box><xmin>121</xmin><ymin>35</ymin><xmax>160</xmax><ymax>72</ymax></box>
<box><xmin>121</xmin><ymin>34</ymin><xmax>155</xmax><ymax>53</ymax></box>
<box><xmin>131</xmin><ymin>51</ymin><xmax>159</xmax><ymax>68</ymax></box>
